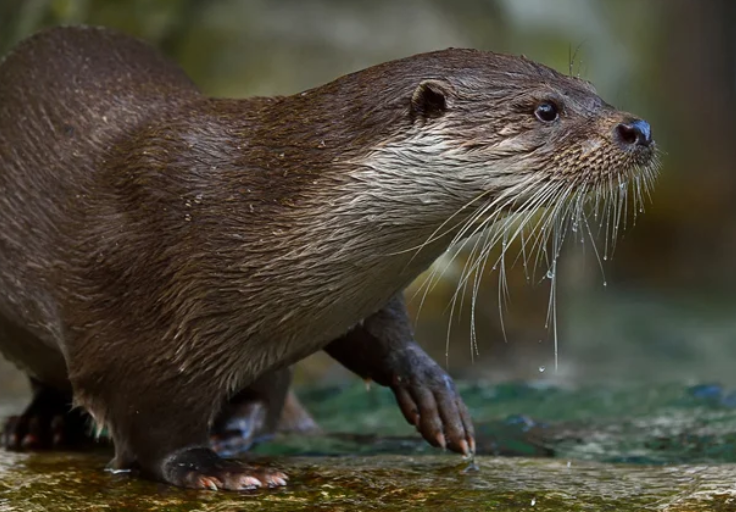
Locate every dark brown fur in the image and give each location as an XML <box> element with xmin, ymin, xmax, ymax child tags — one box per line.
<box><xmin>0</xmin><ymin>26</ymin><xmax>654</xmax><ymax>490</ymax></box>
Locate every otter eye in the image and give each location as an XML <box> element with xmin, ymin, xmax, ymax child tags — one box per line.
<box><xmin>534</xmin><ymin>102</ymin><xmax>559</xmax><ymax>123</ymax></box>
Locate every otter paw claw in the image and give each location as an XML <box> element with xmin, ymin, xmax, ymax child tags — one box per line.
<box><xmin>390</xmin><ymin>361</ymin><xmax>475</xmax><ymax>456</ymax></box>
<box><xmin>163</xmin><ymin>447</ymin><xmax>287</xmax><ymax>491</ymax></box>
<box><xmin>190</xmin><ymin>473</ymin><xmax>247</xmax><ymax>491</ymax></box>
<box><xmin>183</xmin><ymin>465</ymin><xmax>287</xmax><ymax>491</ymax></box>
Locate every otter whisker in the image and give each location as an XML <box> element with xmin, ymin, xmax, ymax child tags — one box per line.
<box><xmin>446</xmin><ymin>225</ymin><xmax>501</xmax><ymax>363</ymax></box>
<box><xmin>399</xmin><ymin>188</ymin><xmax>495</xmax><ymax>259</ymax></box>
<box><xmin>442</xmin><ymin>154</ymin><xmax>656</xmax><ymax>373</ymax></box>
<box><xmin>465</xmin><ymin>229</ymin><xmax>505</xmax><ymax>358</ymax></box>
<box><xmin>530</xmin><ymin>183</ymin><xmax>575</xmax><ymax>276</ymax></box>
<box><xmin>442</xmin><ymin>179</ymin><xmax>552</xmax><ymax>356</ymax></box>
<box><xmin>418</xmin><ymin>187</ymin><xmax>523</xmax><ymax>336</ymax></box>
<box><xmin>631</xmin><ymin>173</ymin><xmax>642</xmax><ymax>225</ymax></box>
<box><xmin>412</xmin><ymin>191</ymin><xmax>502</xmax><ymax>321</ymax></box>
<box><xmin>420</xmin><ymin>178</ymin><xmax>541</xmax><ymax>307</ymax></box>
<box><xmin>539</xmin><ymin>183</ymin><xmax>589</xmax><ymax>370</ymax></box>
<box><xmin>546</xmin><ymin>213</ymin><xmax>566</xmax><ymax>370</ymax></box>
<box><xmin>459</xmin><ymin>180</ymin><xmax>562</xmax><ymax>294</ymax></box>
<box><xmin>508</xmin><ymin>181</ymin><xmax>569</xmax><ymax>275</ymax></box>
<box><xmin>514</xmin><ymin>193</ymin><xmax>560</xmax><ymax>279</ymax></box>
<box><xmin>446</xmin><ymin>196</ymin><xmax>515</xmax><ymax>298</ymax></box>
<box><xmin>448</xmin><ymin>179</ymin><xmax>564</xmax><ymax>345</ymax></box>
<box><xmin>609</xmin><ymin>174</ymin><xmax>628</xmax><ymax>257</ymax></box>
<box><xmin>469</xmin><ymin>228</ymin><xmax>499</xmax><ymax>358</ymax></box>
<box><xmin>416</xmin><ymin>197</ymin><xmax>499</xmax><ymax>300</ymax></box>
<box><xmin>454</xmin><ymin>219</ymin><xmax>493</xmax><ymax>323</ymax></box>
<box><xmin>508</xmin><ymin>185</ymin><xmax>563</xmax><ymax>272</ymax></box>
<box><xmin>581</xmin><ymin>205</ymin><xmax>608</xmax><ymax>287</ymax></box>
<box><xmin>497</xmin><ymin>237</ymin><xmax>512</xmax><ymax>344</ymax></box>
<box><xmin>504</xmin><ymin>185</ymin><xmax>564</xmax><ymax>275</ymax></box>
<box><xmin>602</xmin><ymin>173</ymin><xmax>616</xmax><ymax>259</ymax></box>
<box><xmin>469</xmin><ymin>227</ymin><xmax>504</xmax><ymax>352</ymax></box>
<box><xmin>451</xmin><ymin>177</ymin><xmax>544</xmax><ymax>249</ymax></box>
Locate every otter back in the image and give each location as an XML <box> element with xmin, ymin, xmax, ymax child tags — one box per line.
<box><xmin>0</xmin><ymin>27</ymin><xmax>198</xmax><ymax>384</ymax></box>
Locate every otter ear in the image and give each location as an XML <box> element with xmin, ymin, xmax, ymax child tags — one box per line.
<box><xmin>411</xmin><ymin>79</ymin><xmax>452</xmax><ymax>119</ymax></box>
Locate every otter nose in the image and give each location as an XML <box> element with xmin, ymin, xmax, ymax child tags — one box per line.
<box><xmin>615</xmin><ymin>119</ymin><xmax>653</xmax><ymax>148</ymax></box>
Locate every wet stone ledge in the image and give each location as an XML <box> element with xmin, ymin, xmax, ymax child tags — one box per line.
<box><xmin>1</xmin><ymin>449</ymin><xmax>735</xmax><ymax>511</ymax></box>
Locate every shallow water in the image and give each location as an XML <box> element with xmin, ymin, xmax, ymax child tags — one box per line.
<box><xmin>3</xmin><ymin>382</ymin><xmax>736</xmax><ymax>511</ymax></box>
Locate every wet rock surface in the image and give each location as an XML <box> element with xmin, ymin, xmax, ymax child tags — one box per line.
<box><xmin>1</xmin><ymin>450</ymin><xmax>735</xmax><ymax>511</ymax></box>
<box><xmin>3</xmin><ymin>383</ymin><xmax>736</xmax><ymax>510</ymax></box>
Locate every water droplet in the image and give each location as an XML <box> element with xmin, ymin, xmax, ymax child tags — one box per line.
<box><xmin>603</xmin><ymin>281</ymin><xmax>608</xmax><ymax>287</ymax></box>
<box><xmin>603</xmin><ymin>255</ymin><xmax>608</xmax><ymax>261</ymax></box>
<box><xmin>538</xmin><ymin>366</ymin><xmax>546</xmax><ymax>373</ymax></box>
<box><xmin>545</xmin><ymin>269</ymin><xmax>554</xmax><ymax>279</ymax></box>
<box><xmin>571</xmin><ymin>222</ymin><xmax>578</xmax><ymax>233</ymax></box>
<box><xmin>567</xmin><ymin>461</ymin><xmax>571</xmax><ymax>468</ymax></box>
<box><xmin>106</xmin><ymin>467</ymin><xmax>132</xmax><ymax>475</ymax></box>
<box><xmin>619</xmin><ymin>182</ymin><xmax>626</xmax><ymax>189</ymax></box>
<box><xmin>531</xmin><ymin>498</ymin><xmax>536</xmax><ymax>506</ymax></box>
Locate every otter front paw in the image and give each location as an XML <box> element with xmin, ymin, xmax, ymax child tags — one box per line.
<box><xmin>390</xmin><ymin>357</ymin><xmax>475</xmax><ymax>456</ymax></box>
<box><xmin>162</xmin><ymin>447</ymin><xmax>287</xmax><ymax>491</ymax></box>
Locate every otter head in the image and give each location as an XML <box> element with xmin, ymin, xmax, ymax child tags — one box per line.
<box><xmin>339</xmin><ymin>48</ymin><xmax>659</xmax><ymax>263</ymax></box>
<box><xmin>416</xmin><ymin>51</ymin><xmax>655</xmax><ymax>197</ymax></box>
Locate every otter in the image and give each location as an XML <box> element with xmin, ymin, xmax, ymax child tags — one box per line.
<box><xmin>0</xmin><ymin>26</ymin><xmax>656</xmax><ymax>490</ymax></box>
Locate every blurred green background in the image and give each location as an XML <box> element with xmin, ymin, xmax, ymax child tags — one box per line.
<box><xmin>0</xmin><ymin>0</ymin><xmax>734</xmax><ymax>400</ymax></box>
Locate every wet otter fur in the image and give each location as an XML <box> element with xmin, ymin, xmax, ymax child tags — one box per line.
<box><xmin>0</xmin><ymin>26</ymin><xmax>656</xmax><ymax>490</ymax></box>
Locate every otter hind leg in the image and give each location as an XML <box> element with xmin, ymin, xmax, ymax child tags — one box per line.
<box><xmin>105</xmin><ymin>393</ymin><xmax>288</xmax><ymax>490</ymax></box>
<box><xmin>3</xmin><ymin>378</ymin><xmax>96</xmax><ymax>451</ymax></box>
<box><xmin>72</xmin><ymin>354</ymin><xmax>289</xmax><ymax>490</ymax></box>
<box><xmin>210</xmin><ymin>368</ymin><xmax>291</xmax><ymax>455</ymax></box>
<box><xmin>210</xmin><ymin>368</ymin><xmax>319</xmax><ymax>456</ymax></box>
